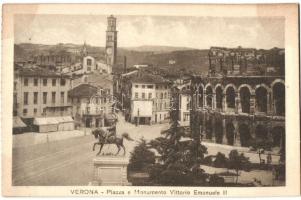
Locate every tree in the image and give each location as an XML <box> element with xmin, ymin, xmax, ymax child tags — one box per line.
<box><xmin>213</xmin><ymin>152</ymin><xmax>229</xmax><ymax>168</ymax></box>
<box><xmin>148</xmin><ymin>86</ymin><xmax>207</xmax><ymax>185</ymax></box>
<box><xmin>227</xmin><ymin>150</ymin><xmax>250</xmax><ymax>183</ymax></box>
<box><xmin>128</xmin><ymin>138</ymin><xmax>155</xmax><ymax>171</ymax></box>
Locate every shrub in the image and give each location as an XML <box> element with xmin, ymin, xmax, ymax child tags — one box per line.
<box><xmin>213</xmin><ymin>152</ymin><xmax>229</xmax><ymax>168</ymax></box>
<box><xmin>128</xmin><ymin>138</ymin><xmax>155</xmax><ymax>171</ymax></box>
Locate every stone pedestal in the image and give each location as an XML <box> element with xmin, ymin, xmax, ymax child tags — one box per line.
<box><xmin>92</xmin><ymin>156</ymin><xmax>131</xmax><ymax>186</ymax></box>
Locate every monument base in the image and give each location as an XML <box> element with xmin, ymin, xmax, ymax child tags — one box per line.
<box><xmin>92</xmin><ymin>156</ymin><xmax>131</xmax><ymax>186</ymax></box>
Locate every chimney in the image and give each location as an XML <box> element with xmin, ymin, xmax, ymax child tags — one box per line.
<box><xmin>123</xmin><ymin>56</ymin><xmax>127</xmax><ymax>73</ymax></box>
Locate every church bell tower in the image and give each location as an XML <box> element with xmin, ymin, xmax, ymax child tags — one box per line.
<box><xmin>105</xmin><ymin>15</ymin><xmax>117</xmax><ymax>67</ymax></box>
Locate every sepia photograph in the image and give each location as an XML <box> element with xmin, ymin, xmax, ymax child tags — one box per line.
<box><xmin>2</xmin><ymin>3</ymin><xmax>300</xmax><ymax>197</ymax></box>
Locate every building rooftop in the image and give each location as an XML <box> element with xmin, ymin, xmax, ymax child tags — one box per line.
<box><xmin>131</xmin><ymin>73</ymin><xmax>170</xmax><ymax>84</ymax></box>
<box><xmin>68</xmin><ymin>84</ymin><xmax>98</xmax><ymax>98</ymax></box>
<box><xmin>84</xmin><ymin>73</ymin><xmax>113</xmax><ymax>89</ymax></box>
<box><xmin>15</xmin><ymin>65</ymin><xmax>70</xmax><ymax>78</ymax></box>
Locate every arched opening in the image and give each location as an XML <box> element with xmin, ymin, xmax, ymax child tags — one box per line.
<box><xmin>215</xmin><ymin>120</ymin><xmax>223</xmax><ymax>144</ymax></box>
<box><xmin>240</xmin><ymin>87</ymin><xmax>251</xmax><ymax>113</ymax></box>
<box><xmin>198</xmin><ymin>85</ymin><xmax>204</xmax><ymax>107</ymax></box>
<box><xmin>226</xmin><ymin>87</ymin><xmax>236</xmax><ymax>109</ymax></box>
<box><xmin>271</xmin><ymin>126</ymin><xmax>285</xmax><ymax>148</ymax></box>
<box><xmin>216</xmin><ymin>86</ymin><xmax>223</xmax><ymax>110</ymax></box>
<box><xmin>205</xmin><ymin>118</ymin><xmax>213</xmax><ymax>140</ymax></box>
<box><xmin>206</xmin><ymin>86</ymin><xmax>213</xmax><ymax>109</ymax></box>
<box><xmin>239</xmin><ymin>124</ymin><xmax>252</xmax><ymax>147</ymax></box>
<box><xmin>226</xmin><ymin>122</ymin><xmax>235</xmax><ymax>145</ymax></box>
<box><xmin>255</xmin><ymin>125</ymin><xmax>268</xmax><ymax>141</ymax></box>
<box><xmin>273</xmin><ymin>83</ymin><xmax>285</xmax><ymax>116</ymax></box>
<box><xmin>255</xmin><ymin>87</ymin><xmax>268</xmax><ymax>113</ymax></box>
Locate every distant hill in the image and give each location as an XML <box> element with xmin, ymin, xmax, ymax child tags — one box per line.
<box><xmin>122</xmin><ymin>45</ymin><xmax>197</xmax><ymax>53</ymax></box>
<box><xmin>14</xmin><ymin>43</ymin><xmax>209</xmax><ymax>75</ymax></box>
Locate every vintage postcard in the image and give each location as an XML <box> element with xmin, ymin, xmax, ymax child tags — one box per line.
<box><xmin>2</xmin><ymin>3</ymin><xmax>300</xmax><ymax>197</ymax></box>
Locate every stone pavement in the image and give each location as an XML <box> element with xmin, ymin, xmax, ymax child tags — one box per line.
<box><xmin>13</xmin><ymin>129</ymin><xmax>91</xmax><ymax>148</ymax></box>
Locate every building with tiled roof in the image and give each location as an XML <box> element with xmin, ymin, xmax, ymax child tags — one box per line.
<box><xmin>13</xmin><ymin>66</ymin><xmax>73</xmax><ymax>131</ymax></box>
<box><xmin>68</xmin><ymin>83</ymin><xmax>114</xmax><ymax>128</ymax></box>
<box><xmin>117</xmin><ymin>71</ymin><xmax>172</xmax><ymax>125</ymax></box>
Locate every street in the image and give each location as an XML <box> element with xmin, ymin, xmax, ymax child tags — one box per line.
<box><xmin>12</xmin><ymin>114</ymin><xmax>168</xmax><ymax>186</ymax></box>
<box><xmin>12</xmin><ymin>113</ymin><xmax>280</xmax><ymax>186</ymax></box>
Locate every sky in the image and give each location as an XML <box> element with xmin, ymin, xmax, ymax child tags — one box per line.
<box><xmin>14</xmin><ymin>14</ymin><xmax>285</xmax><ymax>49</ymax></box>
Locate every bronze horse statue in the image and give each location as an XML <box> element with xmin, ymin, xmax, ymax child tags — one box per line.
<box><xmin>92</xmin><ymin>128</ymin><xmax>134</xmax><ymax>156</ymax></box>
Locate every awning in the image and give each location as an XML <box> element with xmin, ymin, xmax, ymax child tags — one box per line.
<box><xmin>34</xmin><ymin>117</ymin><xmax>59</xmax><ymax>125</ymax></box>
<box><xmin>34</xmin><ymin>116</ymin><xmax>74</xmax><ymax>125</ymax></box>
<box><xmin>13</xmin><ymin>117</ymin><xmax>27</xmax><ymax>128</ymax></box>
<box><xmin>33</xmin><ymin>116</ymin><xmax>74</xmax><ymax>125</ymax></box>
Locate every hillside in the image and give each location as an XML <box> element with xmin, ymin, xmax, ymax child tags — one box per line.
<box><xmin>14</xmin><ymin>43</ymin><xmax>209</xmax><ymax>75</ymax></box>
<box><xmin>123</xmin><ymin>45</ymin><xmax>196</xmax><ymax>53</ymax></box>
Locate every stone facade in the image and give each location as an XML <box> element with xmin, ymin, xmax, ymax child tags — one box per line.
<box><xmin>13</xmin><ymin>67</ymin><xmax>72</xmax><ymax>120</ymax></box>
<box><xmin>192</xmin><ymin>75</ymin><xmax>285</xmax><ymax>149</ymax></box>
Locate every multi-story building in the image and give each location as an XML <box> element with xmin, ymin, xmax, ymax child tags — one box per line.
<box><xmin>176</xmin><ymin>82</ymin><xmax>191</xmax><ymax>127</ymax></box>
<box><xmin>13</xmin><ymin>66</ymin><xmax>72</xmax><ymax>119</ymax></box>
<box><xmin>68</xmin><ymin>83</ymin><xmax>114</xmax><ymax>128</ymax></box>
<box><xmin>119</xmin><ymin>72</ymin><xmax>171</xmax><ymax>125</ymax></box>
<box><xmin>13</xmin><ymin>66</ymin><xmax>74</xmax><ymax>132</ymax></box>
<box><xmin>189</xmin><ymin>46</ymin><xmax>285</xmax><ymax>151</ymax></box>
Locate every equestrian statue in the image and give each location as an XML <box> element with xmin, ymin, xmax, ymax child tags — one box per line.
<box><xmin>92</xmin><ymin>124</ymin><xmax>134</xmax><ymax>156</ymax></box>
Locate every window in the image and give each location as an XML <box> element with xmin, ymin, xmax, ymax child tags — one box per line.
<box><xmin>148</xmin><ymin>93</ymin><xmax>152</xmax><ymax>99</ymax></box>
<box><xmin>43</xmin><ymin>92</ymin><xmax>47</xmax><ymax>104</ymax></box>
<box><xmin>164</xmin><ymin>92</ymin><xmax>167</xmax><ymax>99</ymax></box>
<box><xmin>52</xmin><ymin>92</ymin><xmax>56</xmax><ymax>103</ymax></box>
<box><xmin>86</xmin><ymin>107</ymin><xmax>90</xmax><ymax>114</ymax></box>
<box><xmin>34</xmin><ymin>92</ymin><xmax>38</xmax><ymax>104</ymax></box>
<box><xmin>34</xmin><ymin>108</ymin><xmax>37</xmax><ymax>115</ymax></box>
<box><xmin>52</xmin><ymin>79</ymin><xmax>56</xmax><ymax>86</ymax></box>
<box><xmin>61</xmin><ymin>92</ymin><xmax>65</xmax><ymax>104</ymax></box>
<box><xmin>23</xmin><ymin>109</ymin><xmax>27</xmax><ymax>116</ymax></box>
<box><xmin>43</xmin><ymin>79</ymin><xmax>47</xmax><ymax>86</ymax></box>
<box><xmin>160</xmin><ymin>93</ymin><xmax>163</xmax><ymax>99</ymax></box>
<box><xmin>142</xmin><ymin>85</ymin><xmax>145</xmax><ymax>89</ymax></box>
<box><xmin>34</xmin><ymin>79</ymin><xmax>38</xmax><ymax>86</ymax></box>
<box><xmin>142</xmin><ymin>93</ymin><xmax>145</xmax><ymax>99</ymax></box>
<box><xmin>135</xmin><ymin>92</ymin><xmax>138</xmax><ymax>99</ymax></box>
<box><xmin>147</xmin><ymin>85</ymin><xmax>153</xmax><ymax>89</ymax></box>
<box><xmin>87</xmin><ymin>59</ymin><xmax>92</xmax><ymax>66</ymax></box>
<box><xmin>135</xmin><ymin>85</ymin><xmax>139</xmax><ymax>88</ymax></box>
<box><xmin>24</xmin><ymin>92</ymin><xmax>28</xmax><ymax>105</ymax></box>
<box><xmin>60</xmin><ymin>79</ymin><xmax>66</xmax><ymax>86</ymax></box>
<box><xmin>24</xmin><ymin>78</ymin><xmax>28</xmax><ymax>86</ymax></box>
<box><xmin>14</xmin><ymin>82</ymin><xmax>17</xmax><ymax>90</ymax></box>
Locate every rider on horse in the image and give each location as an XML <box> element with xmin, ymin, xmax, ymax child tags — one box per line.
<box><xmin>105</xmin><ymin>122</ymin><xmax>116</xmax><ymax>142</ymax></box>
